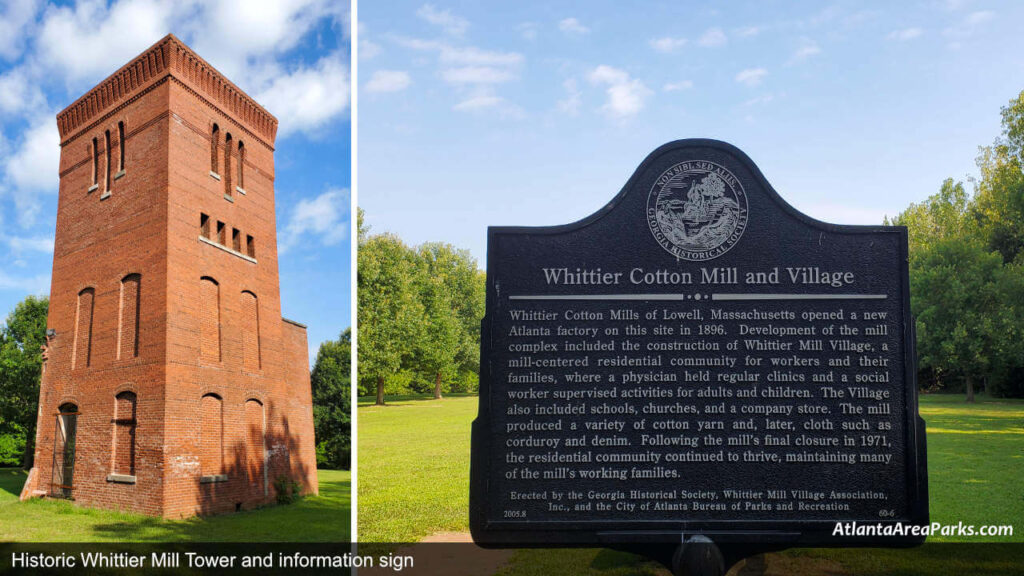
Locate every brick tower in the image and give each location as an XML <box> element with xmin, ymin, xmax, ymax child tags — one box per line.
<box><xmin>23</xmin><ymin>35</ymin><xmax>318</xmax><ymax>517</ymax></box>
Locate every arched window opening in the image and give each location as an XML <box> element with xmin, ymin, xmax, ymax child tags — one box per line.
<box><xmin>237</xmin><ymin>141</ymin><xmax>245</xmax><ymax>191</ymax></box>
<box><xmin>91</xmin><ymin>138</ymin><xmax>99</xmax><ymax>189</ymax></box>
<box><xmin>241</xmin><ymin>291</ymin><xmax>261</xmax><ymax>371</ymax></box>
<box><xmin>103</xmin><ymin>130</ymin><xmax>111</xmax><ymax>193</ymax></box>
<box><xmin>73</xmin><ymin>288</ymin><xmax>95</xmax><ymax>369</ymax></box>
<box><xmin>210</xmin><ymin>123</ymin><xmax>220</xmax><ymax>175</ymax></box>
<box><xmin>223</xmin><ymin>133</ymin><xmax>233</xmax><ymax>197</ymax></box>
<box><xmin>118</xmin><ymin>274</ymin><xmax>141</xmax><ymax>359</ymax></box>
<box><xmin>117</xmin><ymin>121</ymin><xmax>126</xmax><ymax>173</ymax></box>
<box><xmin>200</xmin><ymin>277</ymin><xmax>221</xmax><ymax>362</ymax></box>
<box><xmin>244</xmin><ymin>399</ymin><xmax>265</xmax><ymax>496</ymax></box>
<box><xmin>112</xmin><ymin>392</ymin><xmax>137</xmax><ymax>476</ymax></box>
<box><xmin>52</xmin><ymin>403</ymin><xmax>79</xmax><ymax>498</ymax></box>
<box><xmin>200</xmin><ymin>394</ymin><xmax>224</xmax><ymax>477</ymax></box>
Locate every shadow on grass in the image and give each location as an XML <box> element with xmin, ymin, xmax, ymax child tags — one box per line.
<box><xmin>0</xmin><ymin>468</ymin><xmax>26</xmax><ymax>500</ymax></box>
<box><xmin>87</xmin><ymin>472</ymin><xmax>350</xmax><ymax>542</ymax></box>
<box><xmin>0</xmin><ymin>470</ymin><xmax>349</xmax><ymax>543</ymax></box>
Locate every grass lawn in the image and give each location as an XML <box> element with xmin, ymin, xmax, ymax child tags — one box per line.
<box><xmin>357</xmin><ymin>395</ymin><xmax>477</xmax><ymax>542</ymax></box>
<box><xmin>358</xmin><ymin>393</ymin><xmax>1023</xmax><ymax>574</ymax></box>
<box><xmin>0</xmin><ymin>468</ymin><xmax>350</xmax><ymax>542</ymax></box>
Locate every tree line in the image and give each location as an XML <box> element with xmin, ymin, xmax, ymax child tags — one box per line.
<box><xmin>357</xmin><ymin>209</ymin><xmax>486</xmax><ymax>404</ymax></box>
<box><xmin>886</xmin><ymin>90</ymin><xmax>1024</xmax><ymax>400</ymax></box>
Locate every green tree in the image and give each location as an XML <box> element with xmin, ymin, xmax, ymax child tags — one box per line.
<box><xmin>311</xmin><ymin>328</ymin><xmax>351</xmax><ymax>469</ymax></box>
<box><xmin>974</xmin><ymin>91</ymin><xmax>1024</xmax><ymax>263</ymax></box>
<box><xmin>909</xmin><ymin>238</ymin><xmax>1009</xmax><ymax>402</ymax></box>
<box><xmin>885</xmin><ymin>178</ymin><xmax>973</xmax><ymax>253</ymax></box>
<box><xmin>0</xmin><ymin>296</ymin><xmax>49</xmax><ymax>468</ymax></box>
<box><xmin>411</xmin><ymin>243</ymin><xmax>485</xmax><ymax>399</ymax></box>
<box><xmin>890</xmin><ymin>176</ymin><xmax>1024</xmax><ymax>401</ymax></box>
<box><xmin>358</xmin><ymin>224</ymin><xmax>424</xmax><ymax>405</ymax></box>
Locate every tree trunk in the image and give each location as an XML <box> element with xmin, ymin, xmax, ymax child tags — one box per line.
<box><xmin>434</xmin><ymin>372</ymin><xmax>443</xmax><ymax>400</ymax></box>
<box><xmin>966</xmin><ymin>376</ymin><xmax>975</xmax><ymax>403</ymax></box>
<box><xmin>376</xmin><ymin>376</ymin><xmax>386</xmax><ymax>406</ymax></box>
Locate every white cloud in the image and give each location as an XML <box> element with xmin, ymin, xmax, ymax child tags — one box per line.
<box><xmin>0</xmin><ymin>66</ymin><xmax>46</xmax><ymax>116</ymax></box>
<box><xmin>742</xmin><ymin>93</ymin><xmax>774</xmax><ymax>107</ymax></box>
<box><xmin>361</xmin><ymin>38</ymin><xmax>381</xmax><ymax>59</ymax></box>
<box><xmin>588</xmin><ymin>65</ymin><xmax>651</xmax><ymax>119</ymax></box>
<box><xmin>33</xmin><ymin>0</ymin><xmax>344</xmax><ymax>89</ymax></box>
<box><xmin>440</xmin><ymin>46</ymin><xmax>523</xmax><ymax>66</ymax></box>
<box><xmin>2</xmin><ymin>113</ymin><xmax>60</xmax><ymax>227</ymax></box>
<box><xmin>454</xmin><ymin>94</ymin><xmax>503</xmax><ymax>111</ymax></box>
<box><xmin>557</xmin><ymin>78</ymin><xmax>582</xmax><ymax>116</ymax></box>
<box><xmin>888</xmin><ymin>27</ymin><xmax>923</xmax><ymax>41</ymax></box>
<box><xmin>392</xmin><ymin>36</ymin><xmax>524</xmax><ymax>114</ymax></box>
<box><xmin>663</xmin><ymin>80</ymin><xmax>693</xmax><ymax>92</ymax></box>
<box><xmin>0</xmin><ymin>268</ymin><xmax>50</xmax><ymax>295</ymax></box>
<box><xmin>366</xmin><ymin>70</ymin><xmax>411</xmax><ymax>93</ymax></box>
<box><xmin>281</xmin><ymin>188</ymin><xmax>350</xmax><ymax>251</ymax></box>
<box><xmin>451</xmin><ymin>89</ymin><xmax>525</xmax><ymax>118</ymax></box>
<box><xmin>965</xmin><ymin>10</ymin><xmax>993</xmax><ymax>25</ymax></box>
<box><xmin>441</xmin><ymin>66</ymin><xmax>516</xmax><ymax>85</ymax></box>
<box><xmin>649</xmin><ymin>37</ymin><xmax>686</xmax><ymax>53</ymax></box>
<box><xmin>417</xmin><ymin>4</ymin><xmax>468</xmax><ymax>36</ymax></box>
<box><xmin>0</xmin><ymin>0</ymin><xmax>41</xmax><ymax>60</ymax></box>
<box><xmin>518</xmin><ymin>22</ymin><xmax>539</xmax><ymax>41</ymax></box>
<box><xmin>358</xmin><ymin>21</ymin><xmax>381</xmax><ymax>60</ymax></box>
<box><xmin>697</xmin><ymin>27</ymin><xmax>727</xmax><ymax>47</ymax></box>
<box><xmin>393</xmin><ymin>37</ymin><xmax>524</xmax><ymax>67</ymax></box>
<box><xmin>5</xmin><ymin>235</ymin><xmax>54</xmax><ymax>254</ymax></box>
<box><xmin>735</xmin><ymin>68</ymin><xmax>768</xmax><ymax>86</ymax></box>
<box><xmin>735</xmin><ymin>25</ymin><xmax>761</xmax><ymax>37</ymax></box>
<box><xmin>790</xmin><ymin>40</ymin><xmax>821</xmax><ymax>62</ymax></box>
<box><xmin>944</xmin><ymin>10</ymin><xmax>994</xmax><ymax>41</ymax></box>
<box><xmin>35</xmin><ymin>0</ymin><xmax>180</xmax><ymax>85</ymax></box>
<box><xmin>254</xmin><ymin>52</ymin><xmax>350</xmax><ymax>138</ymax></box>
<box><xmin>188</xmin><ymin>0</ymin><xmax>345</xmax><ymax>80</ymax></box>
<box><xmin>559</xmin><ymin>17</ymin><xmax>589</xmax><ymax>35</ymax></box>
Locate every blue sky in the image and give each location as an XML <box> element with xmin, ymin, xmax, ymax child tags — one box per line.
<box><xmin>358</xmin><ymin>0</ymin><xmax>1024</xmax><ymax>264</ymax></box>
<box><xmin>0</xmin><ymin>0</ymin><xmax>351</xmax><ymax>361</ymax></box>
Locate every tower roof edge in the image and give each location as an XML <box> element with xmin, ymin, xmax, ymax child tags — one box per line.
<box><xmin>57</xmin><ymin>34</ymin><xmax>278</xmax><ymax>147</ymax></box>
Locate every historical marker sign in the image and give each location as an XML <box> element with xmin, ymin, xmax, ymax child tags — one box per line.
<box><xmin>470</xmin><ymin>140</ymin><xmax>928</xmax><ymax>550</ymax></box>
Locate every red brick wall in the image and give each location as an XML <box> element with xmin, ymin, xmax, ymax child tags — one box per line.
<box><xmin>32</xmin><ymin>35</ymin><xmax>317</xmax><ymax>518</ymax></box>
<box><xmin>34</xmin><ymin>76</ymin><xmax>171</xmax><ymax>516</ymax></box>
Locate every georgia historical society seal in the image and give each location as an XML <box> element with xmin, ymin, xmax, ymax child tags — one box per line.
<box><xmin>647</xmin><ymin>160</ymin><xmax>748</xmax><ymax>261</ymax></box>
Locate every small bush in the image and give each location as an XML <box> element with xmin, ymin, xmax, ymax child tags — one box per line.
<box><xmin>448</xmin><ymin>371</ymin><xmax>479</xmax><ymax>394</ymax></box>
<box><xmin>274</xmin><ymin>475</ymin><xmax>302</xmax><ymax>505</ymax></box>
